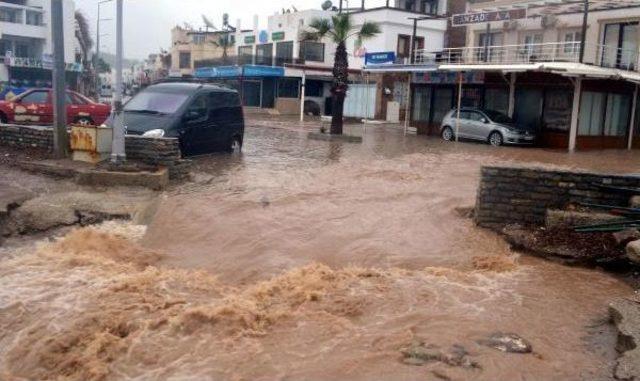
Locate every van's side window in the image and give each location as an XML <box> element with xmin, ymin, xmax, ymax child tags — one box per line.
<box><xmin>209</xmin><ymin>92</ymin><xmax>241</xmax><ymax>122</ymax></box>
<box><xmin>186</xmin><ymin>95</ymin><xmax>208</xmax><ymax>121</ymax></box>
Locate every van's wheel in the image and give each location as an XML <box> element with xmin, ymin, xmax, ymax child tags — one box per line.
<box><xmin>441</xmin><ymin>126</ymin><xmax>454</xmax><ymax>141</ymax></box>
<box><xmin>76</xmin><ymin>117</ymin><xmax>93</xmax><ymax>126</ymax></box>
<box><xmin>0</xmin><ymin>113</ymin><xmax>7</xmax><ymax>124</ymax></box>
<box><xmin>229</xmin><ymin>136</ymin><xmax>242</xmax><ymax>153</ymax></box>
<box><xmin>489</xmin><ymin>131</ymin><xmax>503</xmax><ymax>147</ymax></box>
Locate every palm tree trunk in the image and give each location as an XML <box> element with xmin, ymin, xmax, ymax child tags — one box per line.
<box><xmin>330</xmin><ymin>41</ymin><xmax>349</xmax><ymax>135</ymax></box>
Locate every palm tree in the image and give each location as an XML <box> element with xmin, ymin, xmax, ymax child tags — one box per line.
<box><xmin>74</xmin><ymin>10</ymin><xmax>94</xmax><ymax>96</ymax></box>
<box><xmin>303</xmin><ymin>14</ymin><xmax>380</xmax><ymax>135</ymax></box>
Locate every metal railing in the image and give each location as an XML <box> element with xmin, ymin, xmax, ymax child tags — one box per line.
<box><xmin>412</xmin><ymin>42</ymin><xmax>640</xmax><ymax>72</ymax></box>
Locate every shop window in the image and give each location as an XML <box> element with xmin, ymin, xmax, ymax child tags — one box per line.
<box><xmin>543</xmin><ymin>89</ymin><xmax>572</xmax><ymax>132</ymax></box>
<box><xmin>605</xmin><ymin>94</ymin><xmax>632</xmax><ymax>137</ymax></box>
<box><xmin>432</xmin><ymin>88</ymin><xmax>454</xmax><ymax>125</ymax></box>
<box><xmin>179</xmin><ymin>52</ymin><xmax>191</xmax><ymax>69</ymax></box>
<box><xmin>277</xmin><ymin>78</ymin><xmax>299</xmax><ymax>98</ymax></box>
<box><xmin>461</xmin><ymin>88</ymin><xmax>482</xmax><ymax>108</ymax></box>
<box><xmin>579</xmin><ymin>91</ymin><xmax>631</xmax><ymax>137</ymax></box>
<box><xmin>305</xmin><ymin>80</ymin><xmax>323</xmax><ymax>97</ymax></box>
<box><xmin>411</xmin><ymin>86</ymin><xmax>431</xmax><ymax>122</ymax></box>
<box><xmin>484</xmin><ymin>88</ymin><xmax>509</xmax><ymax>115</ymax></box>
<box><xmin>300</xmin><ymin>42</ymin><xmax>324</xmax><ymax>62</ymax></box>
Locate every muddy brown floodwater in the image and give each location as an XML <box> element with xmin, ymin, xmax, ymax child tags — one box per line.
<box><xmin>1</xmin><ymin>119</ymin><xmax>639</xmax><ymax>381</ymax></box>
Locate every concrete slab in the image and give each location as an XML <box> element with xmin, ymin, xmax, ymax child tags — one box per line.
<box><xmin>609</xmin><ymin>294</ymin><xmax>640</xmax><ymax>381</ymax></box>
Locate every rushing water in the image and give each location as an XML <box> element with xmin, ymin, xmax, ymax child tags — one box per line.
<box><xmin>1</xmin><ymin>118</ymin><xmax>638</xmax><ymax>381</ymax></box>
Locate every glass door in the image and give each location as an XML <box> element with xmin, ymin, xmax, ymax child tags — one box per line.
<box><xmin>242</xmin><ymin>80</ymin><xmax>262</xmax><ymax>107</ymax></box>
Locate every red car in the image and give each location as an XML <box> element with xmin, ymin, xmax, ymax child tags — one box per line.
<box><xmin>0</xmin><ymin>88</ymin><xmax>111</xmax><ymax>126</ymax></box>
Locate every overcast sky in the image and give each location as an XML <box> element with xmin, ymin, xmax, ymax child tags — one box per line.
<box><xmin>75</xmin><ymin>0</ymin><xmax>388</xmax><ymax>60</ymax></box>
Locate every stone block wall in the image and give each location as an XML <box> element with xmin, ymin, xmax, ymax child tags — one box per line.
<box><xmin>475</xmin><ymin>166</ymin><xmax>640</xmax><ymax>230</ymax></box>
<box><xmin>0</xmin><ymin>124</ymin><xmax>53</xmax><ymax>150</ymax></box>
<box><xmin>0</xmin><ymin>124</ymin><xmax>190</xmax><ymax>179</ymax></box>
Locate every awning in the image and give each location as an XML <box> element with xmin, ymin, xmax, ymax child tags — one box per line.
<box><xmin>438</xmin><ymin>63</ymin><xmax>543</xmax><ymax>72</ymax></box>
<box><xmin>194</xmin><ymin>65</ymin><xmax>284</xmax><ymax>79</ymax></box>
<box><xmin>363</xmin><ymin>64</ymin><xmax>438</xmax><ymax>73</ymax></box>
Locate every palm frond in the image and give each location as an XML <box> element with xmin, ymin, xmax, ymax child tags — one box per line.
<box><xmin>307</xmin><ymin>18</ymin><xmax>332</xmax><ymax>39</ymax></box>
<box><xmin>74</xmin><ymin>10</ymin><xmax>93</xmax><ymax>62</ymax></box>
<box><xmin>358</xmin><ymin>21</ymin><xmax>381</xmax><ymax>39</ymax></box>
<box><xmin>331</xmin><ymin>13</ymin><xmax>352</xmax><ymax>42</ymax></box>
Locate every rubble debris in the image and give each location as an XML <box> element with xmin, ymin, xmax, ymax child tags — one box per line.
<box><xmin>609</xmin><ymin>294</ymin><xmax>640</xmax><ymax>381</ymax></box>
<box><xmin>400</xmin><ymin>341</ymin><xmax>480</xmax><ymax>369</ymax></box>
<box><xmin>626</xmin><ymin>240</ymin><xmax>640</xmax><ymax>265</ymax></box>
<box><xmin>478</xmin><ymin>332</ymin><xmax>532</xmax><ymax>354</ymax></box>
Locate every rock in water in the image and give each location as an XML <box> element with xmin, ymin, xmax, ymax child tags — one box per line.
<box><xmin>626</xmin><ymin>239</ymin><xmax>640</xmax><ymax>264</ymax></box>
<box><xmin>400</xmin><ymin>341</ymin><xmax>480</xmax><ymax>368</ymax></box>
<box><xmin>613</xmin><ymin>229</ymin><xmax>640</xmax><ymax>247</ymax></box>
<box><xmin>478</xmin><ymin>332</ymin><xmax>532</xmax><ymax>354</ymax></box>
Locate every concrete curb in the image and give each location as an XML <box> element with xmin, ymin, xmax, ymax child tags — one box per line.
<box><xmin>308</xmin><ymin>132</ymin><xmax>363</xmax><ymax>143</ymax></box>
<box><xmin>16</xmin><ymin>160</ymin><xmax>169</xmax><ymax>190</ymax></box>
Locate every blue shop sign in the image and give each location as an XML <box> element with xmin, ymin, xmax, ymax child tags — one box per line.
<box><xmin>243</xmin><ymin>65</ymin><xmax>284</xmax><ymax>77</ymax></box>
<box><xmin>194</xmin><ymin>65</ymin><xmax>283</xmax><ymax>79</ymax></box>
<box><xmin>365</xmin><ymin>52</ymin><xmax>396</xmax><ymax>65</ymax></box>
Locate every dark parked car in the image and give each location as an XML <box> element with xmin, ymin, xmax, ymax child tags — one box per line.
<box><xmin>107</xmin><ymin>82</ymin><xmax>244</xmax><ymax>155</ymax></box>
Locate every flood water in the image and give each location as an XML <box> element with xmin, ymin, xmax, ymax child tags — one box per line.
<box><xmin>1</xmin><ymin>118</ymin><xmax>638</xmax><ymax>381</ymax></box>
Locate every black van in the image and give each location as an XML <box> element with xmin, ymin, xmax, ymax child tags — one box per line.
<box><xmin>115</xmin><ymin>82</ymin><xmax>244</xmax><ymax>156</ymax></box>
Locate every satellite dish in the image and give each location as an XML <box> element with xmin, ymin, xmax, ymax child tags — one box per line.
<box><xmin>321</xmin><ymin>0</ymin><xmax>333</xmax><ymax>10</ymax></box>
<box><xmin>202</xmin><ymin>15</ymin><xmax>217</xmax><ymax>30</ymax></box>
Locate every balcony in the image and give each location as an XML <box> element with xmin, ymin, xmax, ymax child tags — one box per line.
<box><xmin>412</xmin><ymin>42</ymin><xmax>640</xmax><ymax>72</ymax></box>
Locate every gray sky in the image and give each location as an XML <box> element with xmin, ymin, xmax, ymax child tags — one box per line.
<box><xmin>75</xmin><ymin>0</ymin><xmax>387</xmax><ymax>60</ymax></box>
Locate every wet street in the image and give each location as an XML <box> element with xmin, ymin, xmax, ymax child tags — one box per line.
<box><xmin>1</xmin><ymin>118</ymin><xmax>639</xmax><ymax>380</ymax></box>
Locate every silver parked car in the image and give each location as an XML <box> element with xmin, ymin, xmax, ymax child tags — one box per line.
<box><xmin>440</xmin><ymin>108</ymin><xmax>536</xmax><ymax>146</ymax></box>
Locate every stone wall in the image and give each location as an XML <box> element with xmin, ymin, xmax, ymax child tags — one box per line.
<box><xmin>0</xmin><ymin>124</ymin><xmax>190</xmax><ymax>179</ymax></box>
<box><xmin>475</xmin><ymin>166</ymin><xmax>640</xmax><ymax>230</ymax></box>
<box><xmin>0</xmin><ymin>124</ymin><xmax>53</xmax><ymax>150</ymax></box>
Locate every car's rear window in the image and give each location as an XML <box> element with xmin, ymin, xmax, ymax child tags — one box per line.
<box><xmin>124</xmin><ymin>91</ymin><xmax>189</xmax><ymax>114</ymax></box>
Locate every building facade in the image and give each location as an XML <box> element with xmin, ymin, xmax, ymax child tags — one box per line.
<box><xmin>190</xmin><ymin>1</ymin><xmax>449</xmax><ymax>118</ymax></box>
<box><xmin>372</xmin><ymin>0</ymin><xmax>640</xmax><ymax>150</ymax></box>
<box><xmin>0</xmin><ymin>0</ymin><xmax>78</xmax><ymax>99</ymax></box>
<box><xmin>170</xmin><ymin>25</ymin><xmax>239</xmax><ymax>77</ymax></box>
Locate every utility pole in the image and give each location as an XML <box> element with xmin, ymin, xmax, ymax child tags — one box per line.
<box><xmin>339</xmin><ymin>0</ymin><xmax>343</xmax><ymax>13</ymax></box>
<box><xmin>579</xmin><ymin>0</ymin><xmax>589</xmax><ymax>63</ymax></box>
<box><xmin>51</xmin><ymin>0</ymin><xmax>67</xmax><ymax>158</ymax></box>
<box><xmin>111</xmin><ymin>0</ymin><xmax>125</xmax><ymax>163</ymax></box>
<box><xmin>410</xmin><ymin>18</ymin><xmax>417</xmax><ymax>64</ymax></box>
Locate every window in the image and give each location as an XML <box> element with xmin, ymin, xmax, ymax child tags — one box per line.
<box><xmin>186</xmin><ymin>95</ymin><xmax>208</xmax><ymax>121</ymax></box>
<box><xmin>397</xmin><ymin>35</ymin><xmax>410</xmax><ymax>60</ymax></box>
<box><xmin>478</xmin><ymin>32</ymin><xmax>503</xmax><ymax>61</ymax></box>
<box><xmin>192</xmin><ymin>34</ymin><xmax>205</xmax><ymax>44</ymax></box>
<box><xmin>15</xmin><ymin>42</ymin><xmax>29</xmax><ymax>58</ymax></box>
<box><xmin>579</xmin><ymin>91</ymin><xmax>631</xmax><ymax>137</ymax></box>
<box><xmin>124</xmin><ymin>91</ymin><xmax>189</xmax><ymax>114</ymax></box>
<box><xmin>602</xmin><ymin>22</ymin><xmax>639</xmax><ymax>70</ymax></box>
<box><xmin>256</xmin><ymin>43</ymin><xmax>273</xmax><ymax>66</ymax></box>
<box><xmin>563</xmin><ymin>31</ymin><xmax>582</xmax><ymax>54</ymax></box>
<box><xmin>300</xmin><ymin>41</ymin><xmax>324</xmax><ymax>62</ymax></box>
<box><xmin>522</xmin><ymin>33</ymin><xmax>543</xmax><ymax>58</ymax></box>
<box><xmin>179</xmin><ymin>52</ymin><xmax>191</xmax><ymax>69</ymax></box>
<box><xmin>238</xmin><ymin>45</ymin><xmax>253</xmax><ymax>65</ymax></box>
<box><xmin>277</xmin><ymin>78</ymin><xmax>300</xmax><ymax>98</ymax></box>
<box><xmin>275</xmin><ymin>41</ymin><xmax>293</xmax><ymax>66</ymax></box>
<box><xmin>0</xmin><ymin>7</ymin><xmax>21</xmax><ymax>23</ymax></box>
<box><xmin>0</xmin><ymin>40</ymin><xmax>9</xmax><ymax>57</ymax></box>
<box><xmin>26</xmin><ymin>11</ymin><xmax>43</xmax><ymax>26</ymax></box>
<box><xmin>21</xmin><ymin>91</ymin><xmax>48</xmax><ymax>104</ymax></box>
<box><xmin>468</xmin><ymin>111</ymin><xmax>485</xmax><ymax>122</ymax></box>
<box><xmin>305</xmin><ymin>80</ymin><xmax>323</xmax><ymax>97</ymax></box>
<box><xmin>421</xmin><ymin>0</ymin><xmax>438</xmax><ymax>14</ymax></box>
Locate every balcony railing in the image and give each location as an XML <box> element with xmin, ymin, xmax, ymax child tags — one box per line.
<box><xmin>412</xmin><ymin>42</ymin><xmax>640</xmax><ymax>72</ymax></box>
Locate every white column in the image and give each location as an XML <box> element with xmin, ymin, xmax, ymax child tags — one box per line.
<box><xmin>568</xmin><ymin>77</ymin><xmax>582</xmax><ymax>152</ymax></box>
<box><xmin>628</xmin><ymin>84</ymin><xmax>638</xmax><ymax>150</ymax></box>
<box><xmin>508</xmin><ymin>72</ymin><xmax>516</xmax><ymax>118</ymax></box>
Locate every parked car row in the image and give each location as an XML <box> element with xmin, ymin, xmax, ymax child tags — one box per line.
<box><xmin>0</xmin><ymin>83</ymin><xmax>246</xmax><ymax>157</ymax></box>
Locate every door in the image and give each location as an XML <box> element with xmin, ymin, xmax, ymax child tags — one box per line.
<box><xmin>15</xmin><ymin>90</ymin><xmax>51</xmax><ymax>124</ymax></box>
<box><xmin>602</xmin><ymin>22</ymin><xmax>639</xmax><ymax>70</ymax></box>
<box><xmin>514</xmin><ymin>88</ymin><xmax>543</xmax><ymax>134</ymax></box>
<box><xmin>431</xmin><ymin>87</ymin><xmax>454</xmax><ymax>127</ymax></box>
<box><xmin>455</xmin><ymin>111</ymin><xmax>473</xmax><ymax>138</ymax></box>
<box><xmin>180</xmin><ymin>94</ymin><xmax>211</xmax><ymax>155</ymax></box>
<box><xmin>344</xmin><ymin>83</ymin><xmax>376</xmax><ymax>119</ymax></box>
<box><xmin>467</xmin><ymin>110</ymin><xmax>491</xmax><ymax>140</ymax></box>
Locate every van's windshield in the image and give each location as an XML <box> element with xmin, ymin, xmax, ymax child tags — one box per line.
<box><xmin>124</xmin><ymin>91</ymin><xmax>189</xmax><ymax>114</ymax></box>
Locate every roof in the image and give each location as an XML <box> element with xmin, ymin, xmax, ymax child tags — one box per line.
<box><xmin>148</xmin><ymin>82</ymin><xmax>236</xmax><ymax>94</ymax></box>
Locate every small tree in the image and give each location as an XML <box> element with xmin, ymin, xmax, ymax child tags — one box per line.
<box><xmin>304</xmin><ymin>14</ymin><xmax>380</xmax><ymax>134</ymax></box>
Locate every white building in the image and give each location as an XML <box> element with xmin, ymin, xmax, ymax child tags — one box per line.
<box><xmin>0</xmin><ymin>0</ymin><xmax>77</xmax><ymax>94</ymax></box>
<box><xmin>193</xmin><ymin>1</ymin><xmax>448</xmax><ymax>118</ymax></box>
